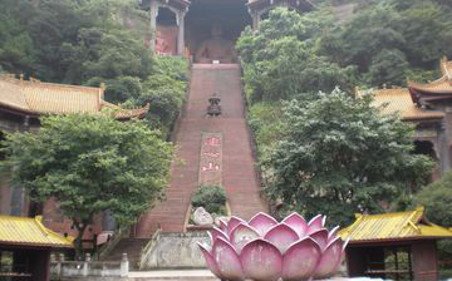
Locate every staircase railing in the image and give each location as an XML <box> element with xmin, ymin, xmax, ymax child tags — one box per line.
<box><xmin>138</xmin><ymin>228</ymin><xmax>162</xmax><ymax>270</ymax></box>
<box><xmin>97</xmin><ymin>227</ymin><xmax>129</xmax><ymax>261</ymax></box>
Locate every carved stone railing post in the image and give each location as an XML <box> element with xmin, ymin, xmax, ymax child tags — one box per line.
<box><xmin>149</xmin><ymin>0</ymin><xmax>158</xmax><ymax>52</ymax></box>
<box><xmin>83</xmin><ymin>253</ymin><xmax>91</xmax><ymax>277</ymax></box>
<box><xmin>120</xmin><ymin>253</ymin><xmax>129</xmax><ymax>277</ymax></box>
<box><xmin>58</xmin><ymin>253</ymin><xmax>65</xmax><ymax>278</ymax></box>
<box><xmin>177</xmin><ymin>10</ymin><xmax>186</xmax><ymax>56</ymax></box>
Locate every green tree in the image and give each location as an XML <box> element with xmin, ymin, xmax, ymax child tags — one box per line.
<box><xmin>264</xmin><ymin>89</ymin><xmax>433</xmax><ymax>226</ymax></box>
<box><xmin>366</xmin><ymin>49</ymin><xmax>409</xmax><ymax>87</ymax></box>
<box><xmin>1</xmin><ymin>114</ymin><xmax>172</xmax><ymax>256</ymax></box>
<box><xmin>236</xmin><ymin>8</ymin><xmax>355</xmax><ymax>103</ymax></box>
<box><xmin>415</xmin><ymin>172</ymin><xmax>452</xmax><ymax>262</ymax></box>
<box><xmin>415</xmin><ymin>172</ymin><xmax>452</xmax><ymax>227</ymax></box>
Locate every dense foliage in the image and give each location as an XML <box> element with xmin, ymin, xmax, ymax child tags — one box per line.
<box><xmin>238</xmin><ymin>1</ymin><xmax>452</xmax><ymax>105</ymax></box>
<box><xmin>415</xmin><ymin>172</ymin><xmax>452</xmax><ymax>227</ymax></box>
<box><xmin>415</xmin><ymin>172</ymin><xmax>452</xmax><ymax>265</ymax></box>
<box><xmin>264</xmin><ymin>89</ymin><xmax>434</xmax><ymax>225</ymax></box>
<box><xmin>239</xmin><ymin>2</ymin><xmax>449</xmax><ymax>222</ymax></box>
<box><xmin>0</xmin><ymin>0</ymin><xmax>188</xmax><ymax>135</ymax></box>
<box><xmin>1</xmin><ymin>114</ymin><xmax>173</xmax><ymax>255</ymax></box>
<box><xmin>191</xmin><ymin>185</ymin><xmax>227</xmax><ymax>215</ymax></box>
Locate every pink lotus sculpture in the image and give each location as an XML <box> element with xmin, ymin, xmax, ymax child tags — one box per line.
<box><xmin>197</xmin><ymin>212</ymin><xmax>348</xmax><ymax>281</ymax></box>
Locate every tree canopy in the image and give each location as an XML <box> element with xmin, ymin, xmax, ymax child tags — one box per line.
<box><xmin>415</xmin><ymin>172</ymin><xmax>452</xmax><ymax>227</ymax></box>
<box><xmin>264</xmin><ymin>89</ymin><xmax>433</xmax><ymax>226</ymax></box>
<box><xmin>1</xmin><ymin>114</ymin><xmax>173</xmax><ymax>254</ymax></box>
<box><xmin>0</xmin><ymin>0</ymin><xmax>188</xmax><ymax>136</ymax></box>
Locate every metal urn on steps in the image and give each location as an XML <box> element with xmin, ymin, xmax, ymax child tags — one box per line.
<box><xmin>198</xmin><ymin>212</ymin><xmax>348</xmax><ymax>281</ymax></box>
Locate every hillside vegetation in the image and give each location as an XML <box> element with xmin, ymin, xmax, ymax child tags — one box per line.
<box><xmin>0</xmin><ymin>0</ymin><xmax>188</xmax><ymax>135</ymax></box>
<box><xmin>237</xmin><ymin>0</ymin><xmax>451</xmax><ymax>223</ymax></box>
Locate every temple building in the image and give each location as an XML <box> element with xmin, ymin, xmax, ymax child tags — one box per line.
<box><xmin>373</xmin><ymin>57</ymin><xmax>452</xmax><ymax>179</ymax></box>
<box><xmin>0</xmin><ymin>75</ymin><xmax>149</xmax><ymax>246</ymax></box>
<box><xmin>139</xmin><ymin>0</ymin><xmax>314</xmax><ymax>60</ymax></box>
<box><xmin>339</xmin><ymin>207</ymin><xmax>452</xmax><ymax>281</ymax></box>
<box><xmin>0</xmin><ymin>215</ymin><xmax>73</xmax><ymax>281</ymax></box>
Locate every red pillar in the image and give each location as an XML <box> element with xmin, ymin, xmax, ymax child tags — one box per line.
<box><xmin>411</xmin><ymin>241</ymin><xmax>438</xmax><ymax>281</ymax></box>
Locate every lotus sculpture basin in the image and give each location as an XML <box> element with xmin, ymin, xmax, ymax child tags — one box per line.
<box><xmin>197</xmin><ymin>212</ymin><xmax>348</xmax><ymax>281</ymax></box>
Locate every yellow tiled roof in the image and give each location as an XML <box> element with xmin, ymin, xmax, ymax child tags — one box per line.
<box><xmin>440</xmin><ymin>56</ymin><xmax>452</xmax><ymax>79</ymax></box>
<box><xmin>372</xmin><ymin>88</ymin><xmax>445</xmax><ymax>120</ymax></box>
<box><xmin>339</xmin><ymin>207</ymin><xmax>452</xmax><ymax>243</ymax></box>
<box><xmin>0</xmin><ymin>76</ymin><xmax>148</xmax><ymax>119</ymax></box>
<box><xmin>408</xmin><ymin>57</ymin><xmax>452</xmax><ymax>94</ymax></box>
<box><xmin>0</xmin><ymin>215</ymin><xmax>73</xmax><ymax>248</ymax></box>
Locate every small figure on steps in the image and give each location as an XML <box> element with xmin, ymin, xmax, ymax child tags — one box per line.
<box><xmin>207</xmin><ymin>93</ymin><xmax>222</xmax><ymax>117</ymax></box>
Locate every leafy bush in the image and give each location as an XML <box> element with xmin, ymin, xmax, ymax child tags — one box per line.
<box><xmin>264</xmin><ymin>89</ymin><xmax>434</xmax><ymax>226</ymax></box>
<box><xmin>415</xmin><ymin>172</ymin><xmax>452</xmax><ymax>227</ymax></box>
<box><xmin>191</xmin><ymin>185</ymin><xmax>227</xmax><ymax>215</ymax></box>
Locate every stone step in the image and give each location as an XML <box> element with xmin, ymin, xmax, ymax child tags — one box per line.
<box><xmin>101</xmin><ymin>238</ymin><xmax>150</xmax><ymax>269</ymax></box>
<box><xmin>129</xmin><ymin>270</ymin><xmax>216</xmax><ymax>280</ymax></box>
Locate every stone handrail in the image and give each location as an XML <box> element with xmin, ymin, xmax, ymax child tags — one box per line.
<box><xmin>97</xmin><ymin>227</ymin><xmax>129</xmax><ymax>261</ymax></box>
<box><xmin>50</xmin><ymin>253</ymin><xmax>128</xmax><ymax>278</ymax></box>
<box><xmin>138</xmin><ymin>228</ymin><xmax>161</xmax><ymax>269</ymax></box>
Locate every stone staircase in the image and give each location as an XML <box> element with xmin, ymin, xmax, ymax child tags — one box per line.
<box><xmin>101</xmin><ymin>238</ymin><xmax>150</xmax><ymax>269</ymax></box>
<box><xmin>135</xmin><ymin>64</ymin><xmax>268</xmax><ymax>237</ymax></box>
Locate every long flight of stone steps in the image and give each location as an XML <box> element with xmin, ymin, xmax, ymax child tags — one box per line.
<box><xmin>136</xmin><ymin>64</ymin><xmax>267</xmax><ymax>236</ymax></box>
<box><xmin>103</xmin><ymin>64</ymin><xmax>267</xmax><ymax>274</ymax></box>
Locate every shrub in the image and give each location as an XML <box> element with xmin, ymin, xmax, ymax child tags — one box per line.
<box><xmin>191</xmin><ymin>185</ymin><xmax>227</xmax><ymax>215</ymax></box>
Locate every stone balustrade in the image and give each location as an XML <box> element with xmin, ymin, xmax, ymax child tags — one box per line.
<box><xmin>50</xmin><ymin>253</ymin><xmax>129</xmax><ymax>278</ymax></box>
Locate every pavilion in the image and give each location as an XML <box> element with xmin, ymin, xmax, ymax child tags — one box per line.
<box><xmin>0</xmin><ymin>74</ymin><xmax>149</xmax><ymax>249</ymax></box>
<box><xmin>339</xmin><ymin>207</ymin><xmax>452</xmax><ymax>281</ymax></box>
<box><xmin>373</xmin><ymin>57</ymin><xmax>452</xmax><ymax>179</ymax></box>
<box><xmin>0</xmin><ymin>215</ymin><xmax>73</xmax><ymax>281</ymax></box>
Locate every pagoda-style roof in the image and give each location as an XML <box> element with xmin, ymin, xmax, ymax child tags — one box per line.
<box><xmin>408</xmin><ymin>57</ymin><xmax>452</xmax><ymax>104</ymax></box>
<box><xmin>0</xmin><ymin>215</ymin><xmax>73</xmax><ymax>248</ymax></box>
<box><xmin>247</xmin><ymin>0</ymin><xmax>314</xmax><ymax>13</ymax></box>
<box><xmin>139</xmin><ymin>0</ymin><xmax>190</xmax><ymax>11</ymax></box>
<box><xmin>372</xmin><ymin>88</ymin><xmax>444</xmax><ymax>121</ymax></box>
<box><xmin>0</xmin><ymin>75</ymin><xmax>148</xmax><ymax>120</ymax></box>
<box><xmin>339</xmin><ymin>207</ymin><xmax>452</xmax><ymax>244</ymax></box>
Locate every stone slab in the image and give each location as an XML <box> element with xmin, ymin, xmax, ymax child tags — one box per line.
<box><xmin>140</xmin><ymin>232</ymin><xmax>210</xmax><ymax>269</ymax></box>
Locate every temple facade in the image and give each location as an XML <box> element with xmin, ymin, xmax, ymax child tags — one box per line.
<box><xmin>373</xmin><ymin>57</ymin><xmax>452</xmax><ymax>179</ymax></box>
<box><xmin>0</xmin><ymin>75</ymin><xmax>149</xmax><ymax>245</ymax></box>
<box><xmin>339</xmin><ymin>207</ymin><xmax>452</xmax><ymax>281</ymax></box>
<box><xmin>139</xmin><ymin>0</ymin><xmax>314</xmax><ymax>59</ymax></box>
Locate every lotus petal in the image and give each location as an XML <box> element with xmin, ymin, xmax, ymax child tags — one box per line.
<box><xmin>282</xmin><ymin>237</ymin><xmax>321</xmax><ymax>281</ymax></box>
<box><xmin>264</xmin><ymin>223</ymin><xmax>299</xmax><ymax>253</ymax></box>
<box><xmin>307</xmin><ymin>215</ymin><xmax>326</xmax><ymax>234</ymax></box>
<box><xmin>314</xmin><ymin>237</ymin><xmax>343</xmax><ymax>279</ymax></box>
<box><xmin>240</xmin><ymin>238</ymin><xmax>282</xmax><ymax>281</ymax></box>
<box><xmin>210</xmin><ymin>226</ymin><xmax>229</xmax><ymax>244</ymax></box>
<box><xmin>248</xmin><ymin>212</ymin><xmax>278</xmax><ymax>236</ymax></box>
<box><xmin>219</xmin><ymin>218</ymin><xmax>228</xmax><ymax>232</ymax></box>
<box><xmin>227</xmin><ymin>216</ymin><xmax>246</xmax><ymax>236</ymax></box>
<box><xmin>198</xmin><ymin>242</ymin><xmax>223</xmax><ymax>279</ymax></box>
<box><xmin>212</xmin><ymin>237</ymin><xmax>245</xmax><ymax>280</ymax></box>
<box><xmin>328</xmin><ymin>226</ymin><xmax>340</xmax><ymax>241</ymax></box>
<box><xmin>282</xmin><ymin>212</ymin><xmax>308</xmax><ymax>237</ymax></box>
<box><xmin>230</xmin><ymin>223</ymin><xmax>260</xmax><ymax>253</ymax></box>
<box><xmin>309</xmin><ymin>228</ymin><xmax>329</xmax><ymax>251</ymax></box>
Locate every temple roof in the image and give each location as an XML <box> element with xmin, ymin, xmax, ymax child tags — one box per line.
<box><xmin>372</xmin><ymin>88</ymin><xmax>445</xmax><ymax>121</ymax></box>
<box><xmin>0</xmin><ymin>75</ymin><xmax>148</xmax><ymax>120</ymax></box>
<box><xmin>339</xmin><ymin>207</ymin><xmax>452</xmax><ymax>244</ymax></box>
<box><xmin>247</xmin><ymin>0</ymin><xmax>314</xmax><ymax>12</ymax></box>
<box><xmin>0</xmin><ymin>215</ymin><xmax>73</xmax><ymax>248</ymax></box>
<box><xmin>408</xmin><ymin>57</ymin><xmax>452</xmax><ymax>97</ymax></box>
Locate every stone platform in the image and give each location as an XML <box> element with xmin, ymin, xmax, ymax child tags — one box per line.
<box><xmin>128</xmin><ymin>271</ymin><xmax>389</xmax><ymax>281</ymax></box>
